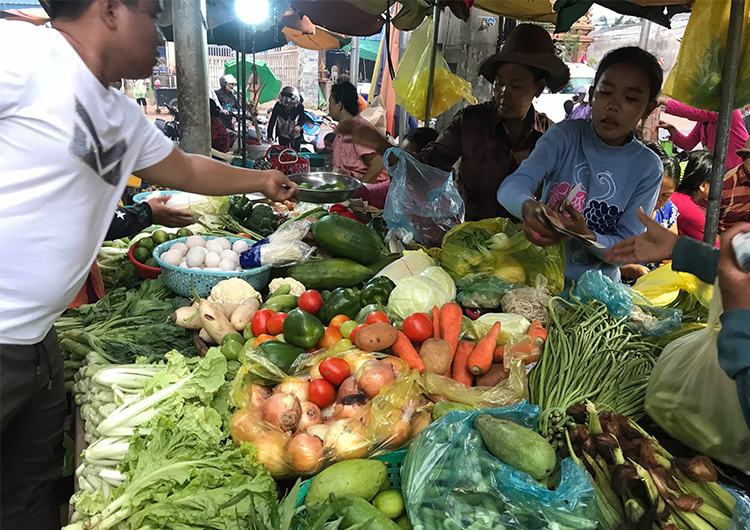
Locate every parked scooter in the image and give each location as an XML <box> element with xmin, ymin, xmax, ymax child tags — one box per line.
<box><xmin>300</xmin><ymin>110</ymin><xmax>334</xmax><ymax>153</ymax></box>
<box><xmin>154</xmin><ymin>104</ymin><xmax>179</xmax><ymax>141</ymax></box>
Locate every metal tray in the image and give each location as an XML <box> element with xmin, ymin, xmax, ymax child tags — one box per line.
<box><xmin>288</xmin><ymin>171</ymin><xmax>362</xmax><ymax>204</ymax></box>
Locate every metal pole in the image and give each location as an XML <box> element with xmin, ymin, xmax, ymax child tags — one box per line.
<box><xmin>240</xmin><ymin>26</ymin><xmax>247</xmax><ymax>167</ymax></box>
<box><xmin>638</xmin><ymin>19</ymin><xmax>651</xmax><ymax>51</ymax></box>
<box><xmin>349</xmin><ymin>36</ymin><xmax>360</xmax><ymax>87</ymax></box>
<box><xmin>398</xmin><ymin>28</ymin><xmax>410</xmax><ymax>140</ymax></box>
<box><xmin>424</xmin><ymin>1</ymin><xmax>440</xmax><ymax>124</ymax></box>
<box><xmin>705</xmin><ymin>0</ymin><xmax>745</xmax><ymax>244</ymax></box>
<box><xmin>172</xmin><ymin>0</ymin><xmax>211</xmax><ymax>155</ymax></box>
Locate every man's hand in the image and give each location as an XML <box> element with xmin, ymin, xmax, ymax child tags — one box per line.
<box><xmin>659</xmin><ymin>120</ymin><xmax>677</xmax><ymax>137</ymax></box>
<box><xmin>261</xmin><ymin>170</ymin><xmax>298</xmax><ymax>201</ymax></box>
<box><xmin>657</xmin><ymin>95</ymin><xmax>670</xmax><ymax>107</ymax></box>
<box><xmin>146</xmin><ymin>196</ymin><xmax>193</xmax><ymax>227</ymax></box>
<box><xmin>620</xmin><ymin>263</ymin><xmax>650</xmax><ymax>281</ymax></box>
<box><xmin>718</xmin><ymin>223</ymin><xmax>750</xmax><ymax>310</ymax></box>
<box><xmin>521</xmin><ymin>200</ymin><xmax>567</xmax><ymax>247</ymax></box>
<box><xmin>605</xmin><ymin>209</ymin><xmax>680</xmax><ymax>264</ymax></box>
<box><xmin>334</xmin><ymin>119</ymin><xmax>391</xmax><ymax>155</ymax></box>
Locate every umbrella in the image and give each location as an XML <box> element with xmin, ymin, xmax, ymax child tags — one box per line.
<box><xmin>282</xmin><ymin>26</ymin><xmax>350</xmax><ymax>50</ymax></box>
<box><xmin>553</xmin><ymin>0</ymin><xmax>691</xmax><ymax>32</ymax></box>
<box><xmin>290</xmin><ymin>0</ymin><xmax>385</xmax><ymax>36</ymax></box>
<box><xmin>224</xmin><ymin>58</ymin><xmax>281</xmax><ymax>105</ymax></box>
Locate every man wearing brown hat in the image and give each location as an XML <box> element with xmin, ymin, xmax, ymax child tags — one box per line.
<box><xmin>716</xmin><ymin>138</ymin><xmax>750</xmax><ymax>233</ymax></box>
<box><xmin>337</xmin><ymin>24</ymin><xmax>570</xmax><ymax>221</ymax></box>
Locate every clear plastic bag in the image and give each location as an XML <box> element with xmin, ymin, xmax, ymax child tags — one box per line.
<box><xmin>456</xmin><ymin>275</ymin><xmax>523</xmax><ymax>309</ymax></box>
<box><xmin>401</xmin><ymin>402</ymin><xmax>597</xmax><ymax>530</ymax></box>
<box><xmin>645</xmin><ymin>280</ymin><xmax>750</xmax><ymax>472</ymax></box>
<box><xmin>383</xmin><ymin>147</ymin><xmax>464</xmax><ymax>248</ymax></box>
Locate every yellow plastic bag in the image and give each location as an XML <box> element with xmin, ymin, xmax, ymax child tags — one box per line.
<box><xmin>663</xmin><ymin>0</ymin><xmax>750</xmax><ymax>111</ymax></box>
<box><xmin>392</xmin><ymin>18</ymin><xmax>477</xmax><ymax>120</ymax></box>
<box><xmin>632</xmin><ymin>263</ymin><xmax>713</xmax><ymax>308</ymax></box>
<box><xmin>441</xmin><ymin>218</ymin><xmax>566</xmax><ymax>295</ymax></box>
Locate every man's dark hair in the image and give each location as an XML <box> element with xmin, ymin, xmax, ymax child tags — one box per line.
<box><xmin>675</xmin><ymin>150</ymin><xmax>713</xmax><ymax>195</ymax></box>
<box><xmin>324</xmin><ymin>132</ymin><xmax>336</xmax><ymax>143</ymax></box>
<box><xmin>330</xmin><ymin>82</ymin><xmax>359</xmax><ymax>116</ymax></box>
<box><xmin>403</xmin><ymin>127</ymin><xmax>438</xmax><ymax>152</ymax></box>
<box><xmin>337</xmin><ymin>74</ymin><xmax>351</xmax><ymax>85</ymax></box>
<box><xmin>47</xmin><ymin>0</ymin><xmax>137</xmax><ymax>20</ymax></box>
<box><xmin>593</xmin><ymin>46</ymin><xmax>663</xmax><ymax>100</ymax></box>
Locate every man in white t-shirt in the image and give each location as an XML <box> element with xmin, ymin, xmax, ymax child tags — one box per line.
<box><xmin>0</xmin><ymin>1</ymin><xmax>296</xmax><ymax>527</ymax></box>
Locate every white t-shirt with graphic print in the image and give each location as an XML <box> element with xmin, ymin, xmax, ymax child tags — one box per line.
<box><xmin>0</xmin><ymin>21</ymin><xmax>174</xmax><ymax>344</ymax></box>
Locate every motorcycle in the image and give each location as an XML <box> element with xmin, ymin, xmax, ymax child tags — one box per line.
<box><xmin>300</xmin><ymin>110</ymin><xmax>334</xmax><ymax>153</ymax></box>
<box><xmin>154</xmin><ymin>104</ymin><xmax>179</xmax><ymax>141</ymax></box>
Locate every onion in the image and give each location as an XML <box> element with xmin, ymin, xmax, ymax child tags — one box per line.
<box><xmin>357</xmin><ymin>361</ymin><xmax>395</xmax><ymax>399</ymax></box>
<box><xmin>287</xmin><ymin>433</ymin><xmax>324</xmax><ymax>474</ymax></box>
<box><xmin>343</xmin><ymin>351</ymin><xmax>376</xmax><ymax>374</ymax></box>
<box><xmin>323</xmin><ymin>416</ymin><xmax>337</xmax><ymax>426</ymax></box>
<box><xmin>409</xmin><ymin>410</ymin><xmax>433</xmax><ymax>438</ymax></box>
<box><xmin>309</xmin><ymin>363</ymin><xmax>322</xmax><ymax>380</ymax></box>
<box><xmin>381</xmin><ymin>356</ymin><xmax>406</xmax><ymax>376</ymax></box>
<box><xmin>250</xmin><ymin>384</ymin><xmax>272</xmax><ymax>420</ymax></box>
<box><xmin>369</xmin><ymin>410</ymin><xmax>410</xmax><ymax>449</ymax></box>
<box><xmin>336</xmin><ymin>376</ymin><xmax>359</xmax><ymax>401</ymax></box>
<box><xmin>230</xmin><ymin>409</ymin><xmax>266</xmax><ymax>443</ymax></box>
<box><xmin>306</xmin><ymin>424</ymin><xmax>330</xmax><ymax>441</ymax></box>
<box><xmin>333</xmin><ymin>393</ymin><xmax>367</xmax><ymax>420</ymax></box>
<box><xmin>264</xmin><ymin>392</ymin><xmax>302</xmax><ymax>432</ymax></box>
<box><xmin>253</xmin><ymin>430</ymin><xmax>291</xmax><ymax>476</ymax></box>
<box><xmin>324</xmin><ymin>419</ymin><xmax>370</xmax><ymax>460</ymax></box>
<box><xmin>296</xmin><ymin>401</ymin><xmax>323</xmax><ymax>432</ymax></box>
<box><xmin>321</xmin><ymin>404</ymin><xmax>335</xmax><ymax>420</ymax></box>
<box><xmin>274</xmin><ymin>377</ymin><xmax>309</xmax><ymax>403</ymax></box>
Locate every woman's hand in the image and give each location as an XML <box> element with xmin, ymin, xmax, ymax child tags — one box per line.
<box><xmin>555</xmin><ymin>199</ymin><xmax>595</xmax><ymax>241</ymax></box>
<box><xmin>146</xmin><ymin>196</ymin><xmax>193</xmax><ymax>227</ymax></box>
<box><xmin>605</xmin><ymin>209</ymin><xmax>680</xmax><ymax>264</ymax></box>
<box><xmin>334</xmin><ymin>119</ymin><xmax>391</xmax><ymax>155</ymax></box>
<box><xmin>521</xmin><ymin>200</ymin><xmax>567</xmax><ymax>247</ymax></box>
<box><xmin>620</xmin><ymin>264</ymin><xmax>650</xmax><ymax>281</ymax></box>
<box><xmin>659</xmin><ymin>120</ymin><xmax>677</xmax><ymax>137</ymax></box>
<box><xmin>718</xmin><ymin>223</ymin><xmax>750</xmax><ymax>311</ymax></box>
<box><xmin>657</xmin><ymin>95</ymin><xmax>670</xmax><ymax>107</ymax></box>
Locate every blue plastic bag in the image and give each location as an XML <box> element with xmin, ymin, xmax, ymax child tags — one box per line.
<box><xmin>401</xmin><ymin>402</ymin><xmax>598</xmax><ymax>530</ymax></box>
<box><xmin>729</xmin><ymin>487</ymin><xmax>750</xmax><ymax>529</ymax></box>
<box><xmin>383</xmin><ymin>147</ymin><xmax>464</xmax><ymax>248</ymax></box>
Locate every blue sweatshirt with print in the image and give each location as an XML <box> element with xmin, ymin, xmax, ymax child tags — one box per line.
<box><xmin>497</xmin><ymin>120</ymin><xmax>663</xmax><ymax>283</ymax></box>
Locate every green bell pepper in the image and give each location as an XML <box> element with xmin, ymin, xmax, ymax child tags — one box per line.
<box><xmin>318</xmin><ymin>287</ymin><xmax>361</xmax><ymax>325</ymax></box>
<box><xmin>359</xmin><ymin>276</ymin><xmax>396</xmax><ymax>307</ymax></box>
<box><xmin>282</xmin><ymin>309</ymin><xmax>325</xmax><ymax>350</ymax></box>
<box><xmin>256</xmin><ymin>340</ymin><xmax>305</xmax><ymax>373</ymax></box>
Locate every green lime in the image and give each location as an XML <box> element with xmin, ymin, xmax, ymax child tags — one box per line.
<box><xmin>167</xmin><ymin>233</ymin><xmax>177</xmax><ymax>240</ymax></box>
<box><xmin>138</xmin><ymin>238</ymin><xmax>155</xmax><ymax>252</ymax></box>
<box><xmin>395</xmin><ymin>514</ymin><xmax>412</xmax><ymax>530</ymax></box>
<box><xmin>152</xmin><ymin>230</ymin><xmax>169</xmax><ymax>245</ymax></box>
<box><xmin>221</xmin><ymin>340</ymin><xmax>243</xmax><ymax>361</ymax></box>
<box><xmin>372</xmin><ymin>490</ymin><xmax>404</xmax><ymax>520</ymax></box>
<box><xmin>221</xmin><ymin>333</ymin><xmax>245</xmax><ymax>346</ymax></box>
<box><xmin>332</xmin><ymin>182</ymin><xmax>346</xmax><ymax>190</ymax></box>
<box><xmin>339</xmin><ymin>320</ymin><xmax>359</xmax><ymax>339</ymax></box>
<box><xmin>133</xmin><ymin>246</ymin><xmax>150</xmax><ymax>263</ymax></box>
<box><xmin>299</xmin><ymin>183</ymin><xmax>312</xmax><ymax>189</ymax></box>
<box><xmin>177</xmin><ymin>228</ymin><xmax>193</xmax><ymax>238</ymax></box>
<box><xmin>145</xmin><ymin>257</ymin><xmax>159</xmax><ymax>268</ymax></box>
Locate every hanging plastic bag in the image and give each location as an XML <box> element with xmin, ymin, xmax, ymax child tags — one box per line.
<box><xmin>663</xmin><ymin>0</ymin><xmax>750</xmax><ymax>111</ymax></box>
<box><xmin>401</xmin><ymin>402</ymin><xmax>597</xmax><ymax>530</ymax></box>
<box><xmin>645</xmin><ymin>280</ymin><xmax>750</xmax><ymax>472</ymax></box>
<box><xmin>633</xmin><ymin>262</ymin><xmax>713</xmax><ymax>308</ymax></box>
<box><xmin>441</xmin><ymin>218</ymin><xmax>566</xmax><ymax>295</ymax></box>
<box><xmin>392</xmin><ymin>18</ymin><xmax>477</xmax><ymax>120</ymax></box>
<box><xmin>383</xmin><ymin>147</ymin><xmax>464</xmax><ymax>248</ymax></box>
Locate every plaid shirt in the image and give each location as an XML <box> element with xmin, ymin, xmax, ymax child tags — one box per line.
<box><xmin>719</xmin><ymin>163</ymin><xmax>750</xmax><ymax>233</ymax></box>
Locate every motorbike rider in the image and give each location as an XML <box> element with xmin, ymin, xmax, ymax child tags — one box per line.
<box><xmin>268</xmin><ymin>86</ymin><xmax>307</xmax><ymax>151</ymax></box>
<box><xmin>215</xmin><ymin>74</ymin><xmax>238</xmax><ymax>129</ymax></box>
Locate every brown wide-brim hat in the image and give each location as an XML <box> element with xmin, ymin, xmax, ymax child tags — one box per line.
<box><xmin>479</xmin><ymin>24</ymin><xmax>571</xmax><ymax>94</ymax></box>
<box><xmin>737</xmin><ymin>136</ymin><xmax>750</xmax><ymax>159</ymax></box>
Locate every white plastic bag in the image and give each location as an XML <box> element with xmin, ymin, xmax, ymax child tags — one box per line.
<box><xmin>645</xmin><ymin>280</ymin><xmax>750</xmax><ymax>471</ymax></box>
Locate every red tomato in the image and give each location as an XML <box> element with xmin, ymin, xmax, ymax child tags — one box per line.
<box><xmin>317</xmin><ymin>327</ymin><xmax>343</xmax><ymax>349</ymax></box>
<box><xmin>252</xmin><ymin>334</ymin><xmax>278</xmax><ymax>349</ymax></box>
<box><xmin>298</xmin><ymin>290</ymin><xmax>324</xmax><ymax>315</ymax></box>
<box><xmin>266</xmin><ymin>312</ymin><xmax>287</xmax><ymax>336</ymax></box>
<box><xmin>349</xmin><ymin>323</ymin><xmax>367</xmax><ymax>344</ymax></box>
<box><xmin>366</xmin><ymin>311</ymin><xmax>389</xmax><ymax>325</ymax></box>
<box><xmin>250</xmin><ymin>309</ymin><xmax>275</xmax><ymax>337</ymax></box>
<box><xmin>403</xmin><ymin>313</ymin><xmax>433</xmax><ymax>343</ymax></box>
<box><xmin>318</xmin><ymin>357</ymin><xmax>350</xmax><ymax>385</ymax></box>
<box><xmin>328</xmin><ymin>314</ymin><xmax>351</xmax><ymax>330</ymax></box>
<box><xmin>308</xmin><ymin>378</ymin><xmax>336</xmax><ymax>408</ymax></box>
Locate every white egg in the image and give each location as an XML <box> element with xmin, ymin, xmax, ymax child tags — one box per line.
<box><xmin>190</xmin><ymin>266</ymin><xmax>203</xmax><ymax>270</ymax></box>
<box><xmin>161</xmin><ymin>250</ymin><xmax>183</xmax><ymax>266</ymax></box>
<box><xmin>232</xmin><ymin>240</ymin><xmax>250</xmax><ymax>253</ymax></box>
<box><xmin>185</xmin><ymin>235</ymin><xmax>206</xmax><ymax>249</ymax></box>
<box><xmin>170</xmin><ymin>242</ymin><xmax>189</xmax><ymax>256</ymax></box>
<box><xmin>204</xmin><ymin>251</ymin><xmax>221</xmax><ymax>268</ymax></box>
<box><xmin>220</xmin><ymin>249</ymin><xmax>239</xmax><ymax>264</ymax></box>
<box><xmin>186</xmin><ymin>247</ymin><xmax>206</xmax><ymax>267</ymax></box>
<box><xmin>219</xmin><ymin>259</ymin><xmax>236</xmax><ymax>271</ymax></box>
<box><xmin>204</xmin><ymin>267</ymin><xmax>221</xmax><ymax>271</ymax></box>
<box><xmin>214</xmin><ymin>237</ymin><xmax>231</xmax><ymax>250</ymax></box>
<box><xmin>205</xmin><ymin>240</ymin><xmax>223</xmax><ymax>255</ymax></box>
<box><xmin>179</xmin><ymin>260</ymin><xmax>188</xmax><ymax>268</ymax></box>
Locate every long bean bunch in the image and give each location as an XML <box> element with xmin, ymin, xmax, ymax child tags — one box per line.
<box><xmin>529</xmin><ymin>296</ymin><xmax>659</xmax><ymax>442</ymax></box>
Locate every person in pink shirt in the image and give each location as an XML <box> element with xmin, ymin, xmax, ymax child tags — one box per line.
<box><xmin>658</xmin><ymin>95</ymin><xmax>749</xmax><ymax>170</ymax></box>
<box><xmin>328</xmin><ymin>82</ymin><xmax>389</xmax><ymax>208</ymax></box>
<box><xmin>670</xmin><ymin>150</ymin><xmax>716</xmax><ymax>243</ymax></box>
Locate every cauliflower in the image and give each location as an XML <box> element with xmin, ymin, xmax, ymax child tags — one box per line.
<box><xmin>208</xmin><ymin>278</ymin><xmax>261</xmax><ymax>304</ymax></box>
<box><xmin>268</xmin><ymin>278</ymin><xmax>306</xmax><ymax>297</ymax></box>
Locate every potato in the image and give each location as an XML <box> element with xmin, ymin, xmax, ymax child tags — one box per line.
<box><xmin>354</xmin><ymin>322</ymin><xmax>398</xmax><ymax>352</ymax></box>
<box><xmin>476</xmin><ymin>363</ymin><xmax>509</xmax><ymax>387</ymax></box>
<box><xmin>419</xmin><ymin>338</ymin><xmax>452</xmax><ymax>374</ymax></box>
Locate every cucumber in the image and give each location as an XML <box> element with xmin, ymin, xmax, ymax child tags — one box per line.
<box><xmin>306</xmin><ymin>459</ymin><xmax>387</xmax><ymax>504</ymax></box>
<box><xmin>288</xmin><ymin>258</ymin><xmax>373</xmax><ymax>290</ymax></box>
<box><xmin>331</xmin><ymin>495</ymin><xmax>401</xmax><ymax>530</ymax></box>
<box><xmin>474</xmin><ymin>415</ymin><xmax>557</xmax><ymax>481</ymax></box>
<box><xmin>311</xmin><ymin>214</ymin><xmax>385</xmax><ymax>265</ymax></box>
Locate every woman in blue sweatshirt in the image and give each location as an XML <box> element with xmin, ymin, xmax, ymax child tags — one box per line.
<box><xmin>497</xmin><ymin>47</ymin><xmax>664</xmax><ymax>283</ymax></box>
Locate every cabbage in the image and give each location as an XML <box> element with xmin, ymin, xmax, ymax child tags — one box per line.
<box><xmin>374</xmin><ymin>250</ymin><xmax>435</xmax><ymax>285</ymax></box>
<box><xmin>468</xmin><ymin>313</ymin><xmax>530</xmax><ymax>345</ymax></box>
<box><xmin>164</xmin><ymin>193</ymin><xmax>229</xmax><ymax>217</ymax></box>
<box><xmin>388</xmin><ymin>266</ymin><xmax>456</xmax><ymax>319</ymax></box>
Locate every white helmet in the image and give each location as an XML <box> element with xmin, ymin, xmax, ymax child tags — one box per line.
<box><xmin>222</xmin><ymin>74</ymin><xmax>237</xmax><ymax>85</ymax></box>
<box><xmin>279</xmin><ymin>86</ymin><xmax>300</xmax><ymax>110</ymax></box>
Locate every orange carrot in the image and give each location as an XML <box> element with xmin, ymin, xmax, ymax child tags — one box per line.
<box><xmin>432</xmin><ymin>306</ymin><xmax>441</xmax><ymax>338</ymax></box>
<box><xmin>468</xmin><ymin>322</ymin><xmax>502</xmax><ymax>376</ymax></box>
<box><xmin>392</xmin><ymin>331</ymin><xmax>425</xmax><ymax>372</ymax></box>
<box><xmin>439</xmin><ymin>302</ymin><xmax>462</xmax><ymax>359</ymax></box>
<box><xmin>492</xmin><ymin>346</ymin><xmax>505</xmax><ymax>363</ymax></box>
<box><xmin>527</xmin><ymin>320</ymin><xmax>548</xmax><ymax>341</ymax></box>
<box><xmin>452</xmin><ymin>341</ymin><xmax>475</xmax><ymax>386</ymax></box>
